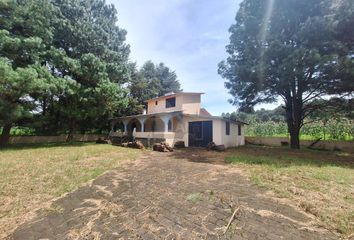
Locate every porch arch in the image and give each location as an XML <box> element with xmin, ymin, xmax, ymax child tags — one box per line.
<box><xmin>127</xmin><ymin>118</ymin><xmax>142</xmax><ymax>134</ymax></box>
<box><xmin>144</xmin><ymin>116</ymin><xmax>165</xmax><ymax>132</ymax></box>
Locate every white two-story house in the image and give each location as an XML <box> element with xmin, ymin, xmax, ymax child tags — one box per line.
<box><xmin>110</xmin><ymin>92</ymin><xmax>246</xmax><ymax>148</ymax></box>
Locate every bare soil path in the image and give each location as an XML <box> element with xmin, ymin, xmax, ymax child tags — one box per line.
<box><xmin>10</xmin><ymin>149</ymin><xmax>337</xmax><ymax>239</ymax></box>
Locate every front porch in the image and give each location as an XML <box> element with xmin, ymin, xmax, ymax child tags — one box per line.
<box><xmin>109</xmin><ymin>111</ymin><xmax>185</xmax><ymax>146</ymax></box>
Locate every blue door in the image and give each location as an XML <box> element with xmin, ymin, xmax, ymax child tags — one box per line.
<box><xmin>188</xmin><ymin>121</ymin><xmax>213</xmax><ymax>147</ymax></box>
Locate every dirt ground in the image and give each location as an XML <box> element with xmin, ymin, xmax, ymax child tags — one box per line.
<box><xmin>9</xmin><ymin>149</ymin><xmax>338</xmax><ymax>239</ymax></box>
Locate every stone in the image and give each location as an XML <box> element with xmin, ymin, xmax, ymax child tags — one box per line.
<box><xmin>162</xmin><ymin>142</ymin><xmax>174</xmax><ymax>152</ymax></box>
<box><xmin>214</xmin><ymin>145</ymin><xmax>226</xmax><ymax>152</ymax></box>
<box><xmin>206</xmin><ymin>142</ymin><xmax>217</xmax><ymax>151</ymax></box>
<box><xmin>206</xmin><ymin>142</ymin><xmax>225</xmax><ymax>152</ymax></box>
<box><xmin>174</xmin><ymin>141</ymin><xmax>185</xmax><ymax>149</ymax></box>
<box><xmin>153</xmin><ymin>143</ymin><xmax>165</xmax><ymax>152</ymax></box>
<box><xmin>126</xmin><ymin>141</ymin><xmax>145</xmax><ymax>149</ymax></box>
<box><xmin>134</xmin><ymin>140</ymin><xmax>145</xmax><ymax>149</ymax></box>
<box><xmin>153</xmin><ymin>142</ymin><xmax>173</xmax><ymax>152</ymax></box>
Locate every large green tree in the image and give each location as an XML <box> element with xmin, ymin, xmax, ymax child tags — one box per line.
<box><xmin>42</xmin><ymin>0</ymin><xmax>131</xmax><ymax>138</ymax></box>
<box><xmin>0</xmin><ymin>0</ymin><xmax>59</xmax><ymax>145</ymax></box>
<box><xmin>219</xmin><ymin>0</ymin><xmax>354</xmax><ymax>148</ymax></box>
<box><xmin>129</xmin><ymin>60</ymin><xmax>182</xmax><ymax>109</ymax></box>
<box><xmin>0</xmin><ymin>0</ymin><xmax>133</xmax><ymax>144</ymax></box>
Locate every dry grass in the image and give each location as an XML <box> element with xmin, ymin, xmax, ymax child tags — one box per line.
<box><xmin>0</xmin><ymin>142</ymin><xmax>142</xmax><ymax>238</ymax></box>
<box><xmin>226</xmin><ymin>145</ymin><xmax>354</xmax><ymax>238</ymax></box>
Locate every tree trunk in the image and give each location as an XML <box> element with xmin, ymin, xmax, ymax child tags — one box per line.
<box><xmin>0</xmin><ymin>123</ymin><xmax>12</xmax><ymax>147</ymax></box>
<box><xmin>289</xmin><ymin>127</ymin><xmax>300</xmax><ymax>149</ymax></box>
<box><xmin>66</xmin><ymin>119</ymin><xmax>75</xmax><ymax>142</ymax></box>
<box><xmin>285</xmin><ymin>99</ymin><xmax>302</xmax><ymax>149</ymax></box>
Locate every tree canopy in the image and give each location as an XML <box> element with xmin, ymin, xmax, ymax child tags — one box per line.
<box><xmin>129</xmin><ymin>60</ymin><xmax>182</xmax><ymax>107</ymax></box>
<box><xmin>0</xmin><ymin>0</ymin><xmax>181</xmax><ymax>145</ymax></box>
<box><xmin>219</xmin><ymin>0</ymin><xmax>354</xmax><ymax>148</ymax></box>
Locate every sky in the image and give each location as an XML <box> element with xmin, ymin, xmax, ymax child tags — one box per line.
<box><xmin>107</xmin><ymin>0</ymin><xmax>278</xmax><ymax>115</ymax></box>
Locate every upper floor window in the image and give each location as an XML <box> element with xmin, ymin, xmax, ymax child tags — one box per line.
<box><xmin>238</xmin><ymin>124</ymin><xmax>241</xmax><ymax>136</ymax></box>
<box><xmin>165</xmin><ymin>97</ymin><xmax>176</xmax><ymax>108</ymax></box>
<box><xmin>226</xmin><ymin>122</ymin><xmax>230</xmax><ymax>135</ymax></box>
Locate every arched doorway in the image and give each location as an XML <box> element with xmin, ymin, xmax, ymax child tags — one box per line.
<box><xmin>127</xmin><ymin>119</ymin><xmax>142</xmax><ymax>136</ymax></box>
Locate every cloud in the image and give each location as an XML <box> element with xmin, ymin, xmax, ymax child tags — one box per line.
<box><xmin>108</xmin><ymin>0</ymin><xmax>276</xmax><ymax>115</ymax></box>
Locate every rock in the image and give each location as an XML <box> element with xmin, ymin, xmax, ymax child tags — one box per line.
<box><xmin>134</xmin><ymin>140</ymin><xmax>145</xmax><ymax>149</ymax></box>
<box><xmin>153</xmin><ymin>143</ymin><xmax>165</xmax><ymax>152</ymax></box>
<box><xmin>96</xmin><ymin>137</ymin><xmax>108</xmax><ymax>144</ymax></box>
<box><xmin>153</xmin><ymin>142</ymin><xmax>173</xmax><ymax>152</ymax></box>
<box><xmin>162</xmin><ymin>142</ymin><xmax>174</xmax><ymax>152</ymax></box>
<box><xmin>206</xmin><ymin>142</ymin><xmax>217</xmax><ymax>151</ymax></box>
<box><xmin>206</xmin><ymin>142</ymin><xmax>225</xmax><ymax>152</ymax></box>
<box><xmin>126</xmin><ymin>141</ymin><xmax>145</xmax><ymax>149</ymax></box>
<box><xmin>214</xmin><ymin>145</ymin><xmax>226</xmax><ymax>152</ymax></box>
<box><xmin>122</xmin><ymin>142</ymin><xmax>128</xmax><ymax>147</ymax></box>
<box><xmin>174</xmin><ymin>141</ymin><xmax>185</xmax><ymax>149</ymax></box>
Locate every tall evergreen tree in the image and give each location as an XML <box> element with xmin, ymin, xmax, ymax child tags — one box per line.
<box><xmin>0</xmin><ymin>0</ymin><xmax>59</xmax><ymax>145</ymax></box>
<box><xmin>0</xmin><ymin>0</ymin><xmax>133</xmax><ymax>144</ymax></box>
<box><xmin>219</xmin><ymin>0</ymin><xmax>354</xmax><ymax>149</ymax></box>
<box><xmin>43</xmin><ymin>0</ymin><xmax>131</xmax><ymax>137</ymax></box>
<box><xmin>129</xmin><ymin>60</ymin><xmax>182</xmax><ymax>109</ymax></box>
<box><xmin>156</xmin><ymin>63</ymin><xmax>181</xmax><ymax>96</ymax></box>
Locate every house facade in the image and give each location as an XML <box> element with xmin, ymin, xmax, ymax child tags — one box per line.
<box><xmin>110</xmin><ymin>92</ymin><xmax>246</xmax><ymax>148</ymax></box>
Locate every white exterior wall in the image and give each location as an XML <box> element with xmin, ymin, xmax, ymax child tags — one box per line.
<box><xmin>134</xmin><ymin>132</ymin><xmax>181</xmax><ymax>147</ymax></box>
<box><xmin>146</xmin><ymin>93</ymin><xmax>201</xmax><ymax>115</ymax></box>
<box><xmin>181</xmin><ymin>94</ymin><xmax>201</xmax><ymax>115</ymax></box>
<box><xmin>181</xmin><ymin>117</ymin><xmax>245</xmax><ymax>148</ymax></box>
<box><xmin>147</xmin><ymin>95</ymin><xmax>183</xmax><ymax>114</ymax></box>
<box><xmin>117</xmin><ymin>111</ymin><xmax>245</xmax><ymax>148</ymax></box>
<box><xmin>216</xmin><ymin>120</ymin><xmax>245</xmax><ymax>148</ymax></box>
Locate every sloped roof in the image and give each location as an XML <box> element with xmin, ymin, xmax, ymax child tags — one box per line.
<box><xmin>199</xmin><ymin>108</ymin><xmax>212</xmax><ymax>117</ymax></box>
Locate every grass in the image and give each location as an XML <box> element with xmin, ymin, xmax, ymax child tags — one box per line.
<box><xmin>0</xmin><ymin>142</ymin><xmax>142</xmax><ymax>238</ymax></box>
<box><xmin>226</xmin><ymin>145</ymin><xmax>354</xmax><ymax>238</ymax></box>
<box><xmin>246</xmin><ymin>134</ymin><xmax>354</xmax><ymax>141</ymax></box>
<box><xmin>186</xmin><ymin>192</ymin><xmax>202</xmax><ymax>203</ymax></box>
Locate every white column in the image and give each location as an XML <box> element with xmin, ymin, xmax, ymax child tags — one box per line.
<box><xmin>160</xmin><ymin>115</ymin><xmax>171</xmax><ymax>133</ymax></box>
<box><xmin>138</xmin><ymin>117</ymin><xmax>146</xmax><ymax>132</ymax></box>
<box><xmin>123</xmin><ymin>120</ymin><xmax>129</xmax><ymax>135</ymax></box>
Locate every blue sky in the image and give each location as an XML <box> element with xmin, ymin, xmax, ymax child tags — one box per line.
<box><xmin>107</xmin><ymin>0</ymin><xmax>277</xmax><ymax>115</ymax></box>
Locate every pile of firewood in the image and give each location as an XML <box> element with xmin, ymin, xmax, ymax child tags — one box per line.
<box><xmin>153</xmin><ymin>142</ymin><xmax>174</xmax><ymax>152</ymax></box>
<box><xmin>121</xmin><ymin>140</ymin><xmax>145</xmax><ymax>149</ymax></box>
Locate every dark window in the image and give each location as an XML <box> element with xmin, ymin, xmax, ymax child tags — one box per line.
<box><xmin>165</xmin><ymin>97</ymin><xmax>176</xmax><ymax>108</ymax></box>
<box><xmin>226</xmin><ymin>122</ymin><xmax>230</xmax><ymax>135</ymax></box>
<box><xmin>168</xmin><ymin>120</ymin><xmax>172</xmax><ymax>131</ymax></box>
<box><xmin>155</xmin><ymin>101</ymin><xmax>158</xmax><ymax>105</ymax></box>
<box><xmin>238</xmin><ymin>125</ymin><xmax>241</xmax><ymax>136</ymax></box>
